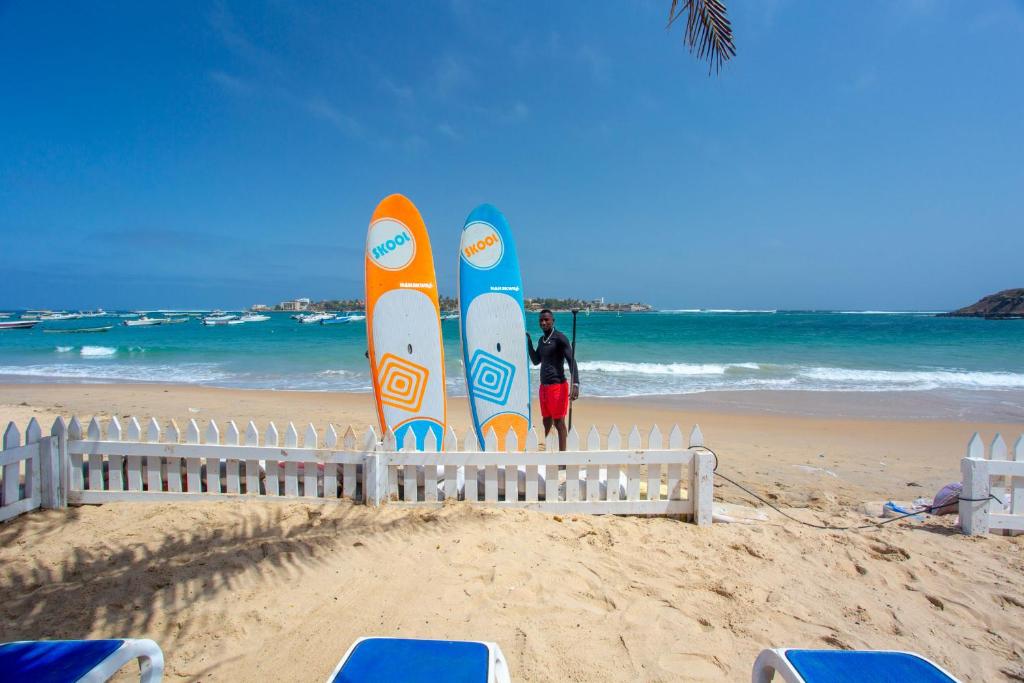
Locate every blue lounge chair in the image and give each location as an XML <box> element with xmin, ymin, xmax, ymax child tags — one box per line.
<box><xmin>0</xmin><ymin>639</ymin><xmax>163</xmax><ymax>683</ymax></box>
<box><xmin>752</xmin><ymin>648</ymin><xmax>960</xmax><ymax>683</ymax></box>
<box><xmin>327</xmin><ymin>637</ymin><xmax>511</xmax><ymax>683</ymax></box>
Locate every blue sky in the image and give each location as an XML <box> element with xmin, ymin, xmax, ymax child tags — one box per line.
<box><xmin>2</xmin><ymin>1</ymin><xmax>1022</xmax><ymax>310</ymax></box>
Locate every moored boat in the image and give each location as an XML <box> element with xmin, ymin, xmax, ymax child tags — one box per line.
<box><xmin>123</xmin><ymin>317</ymin><xmax>162</xmax><ymax>327</ymax></box>
<box><xmin>0</xmin><ymin>320</ymin><xmax>39</xmax><ymax>330</ymax></box>
<box><xmin>297</xmin><ymin>313</ymin><xmax>334</xmax><ymax>324</ymax></box>
<box><xmin>43</xmin><ymin>325</ymin><xmax>114</xmax><ymax>333</ymax></box>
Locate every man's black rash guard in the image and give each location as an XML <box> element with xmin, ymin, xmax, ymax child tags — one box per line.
<box><xmin>527</xmin><ymin>330</ymin><xmax>580</xmax><ymax>387</ymax></box>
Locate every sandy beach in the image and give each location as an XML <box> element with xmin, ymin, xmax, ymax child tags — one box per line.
<box><xmin>1</xmin><ymin>383</ymin><xmax>1022</xmax><ymax>681</ymax></box>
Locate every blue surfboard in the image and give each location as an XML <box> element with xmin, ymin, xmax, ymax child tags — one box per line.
<box><xmin>458</xmin><ymin>204</ymin><xmax>531</xmax><ymax>449</ymax></box>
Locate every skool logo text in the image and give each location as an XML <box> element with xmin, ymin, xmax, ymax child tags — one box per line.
<box><xmin>368</xmin><ymin>219</ymin><xmax>416</xmax><ymax>270</ymax></box>
<box><xmin>461</xmin><ymin>221</ymin><xmax>504</xmax><ymax>269</ymax></box>
<box><xmin>463</xmin><ymin>232</ymin><xmax>500</xmax><ymax>259</ymax></box>
<box><xmin>372</xmin><ymin>230</ymin><xmax>412</xmax><ymax>260</ymax></box>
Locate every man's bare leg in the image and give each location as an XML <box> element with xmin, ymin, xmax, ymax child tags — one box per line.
<box><xmin>553</xmin><ymin>418</ymin><xmax>568</xmax><ymax>451</ymax></box>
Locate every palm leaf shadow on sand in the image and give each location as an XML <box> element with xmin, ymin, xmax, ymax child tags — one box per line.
<box><xmin>0</xmin><ymin>502</ymin><xmax>452</xmax><ymax>644</ymax></box>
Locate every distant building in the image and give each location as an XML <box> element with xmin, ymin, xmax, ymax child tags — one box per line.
<box><xmin>251</xmin><ymin>304</ymin><xmax>271</xmax><ymax>311</ymax></box>
<box><xmin>279</xmin><ymin>298</ymin><xmax>311</xmax><ymax>311</ymax></box>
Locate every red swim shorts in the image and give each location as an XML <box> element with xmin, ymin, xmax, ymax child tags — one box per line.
<box><xmin>539</xmin><ymin>381</ymin><xmax>570</xmax><ymax>419</ymax></box>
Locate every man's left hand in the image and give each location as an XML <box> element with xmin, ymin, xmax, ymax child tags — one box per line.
<box><xmin>570</xmin><ymin>384</ymin><xmax>579</xmax><ymax>401</ymax></box>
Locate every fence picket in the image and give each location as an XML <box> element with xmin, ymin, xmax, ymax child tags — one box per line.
<box><xmin>990</xmin><ymin>435</ymin><xmax>1010</xmax><ymax>526</ymax></box>
<box><xmin>244</xmin><ymin>420</ymin><xmax>260</xmax><ymax>495</ymax></box>
<box><xmin>186</xmin><ymin>419</ymin><xmax>202</xmax><ymax>492</ymax></box>
<box><xmin>123</xmin><ymin>417</ymin><xmax>143</xmax><ymax>492</ymax></box>
<box><xmin>23</xmin><ymin>419</ymin><xmax>41</xmax><ymax>504</ymax></box>
<box><xmin>585</xmin><ymin>426</ymin><xmax>600</xmax><ymax>501</ymax></box>
<box><xmin>68</xmin><ymin>417</ymin><xmax>84</xmax><ymax>492</ymax></box>
<box><xmin>504</xmin><ymin>429</ymin><xmax>519</xmax><ymax>502</ymax></box>
<box><xmin>689</xmin><ymin>425</ymin><xmax>704</xmax><ymax>448</ymax></box>
<box><xmin>442</xmin><ymin>426</ymin><xmax>458</xmax><ymax>501</ymax></box>
<box><xmin>323</xmin><ymin>424</ymin><xmax>339</xmax><ymax>500</ymax></box>
<box><xmin>302</xmin><ymin>424</ymin><xmax>319</xmax><ymax>498</ymax></box>
<box><xmin>464</xmin><ymin>430</ymin><xmax>480</xmax><ymax>502</ymax></box>
<box><xmin>400</xmin><ymin>429</ymin><xmax>416</xmax><ymax>502</ymax></box>
<box><xmin>525</xmin><ymin>428</ymin><xmax>539</xmax><ymax>503</ymax></box>
<box><xmin>626</xmin><ymin>425</ymin><xmax>641</xmax><ymax>500</ymax></box>
<box><xmin>264</xmin><ymin>422</ymin><xmax>280</xmax><ymax>496</ymax></box>
<box><xmin>565</xmin><ymin>428</ymin><xmax>580</xmax><ymax>502</ymax></box>
<box><xmin>1011</xmin><ymin>436</ymin><xmax>1024</xmax><ymax>529</ymax></box>
<box><xmin>224</xmin><ymin>421</ymin><xmax>241</xmax><ymax>494</ymax></box>
<box><xmin>145</xmin><ymin>417</ymin><xmax>163</xmax><ymax>492</ymax></box>
<box><xmin>647</xmin><ymin>425</ymin><xmax>663</xmax><ymax>501</ymax></box>
<box><xmin>283</xmin><ymin>423</ymin><xmax>299</xmax><ymax>497</ymax></box>
<box><xmin>205</xmin><ymin>420</ymin><xmax>222</xmax><ymax>494</ymax></box>
<box><xmin>166</xmin><ymin>420</ymin><xmax>183</xmax><ymax>492</ymax></box>
<box><xmin>340</xmin><ymin>426</ymin><xmax>358</xmax><ymax>500</ymax></box>
<box><xmin>667</xmin><ymin>425</ymin><xmax>684</xmax><ymax>500</ymax></box>
<box><xmin>45</xmin><ymin>417</ymin><xmax>67</xmax><ymax>509</ymax></box>
<box><xmin>106</xmin><ymin>416</ymin><xmax>124</xmax><ymax>491</ymax></box>
<box><xmin>2</xmin><ymin>422</ymin><xmax>20</xmax><ymax>505</ymax></box>
<box><xmin>423</xmin><ymin>430</ymin><xmax>439</xmax><ymax>502</ymax></box>
<box><xmin>484</xmin><ymin>429</ymin><xmax>499</xmax><ymax>502</ymax></box>
<box><xmin>606</xmin><ymin>423</ymin><xmax>622</xmax><ymax>499</ymax></box>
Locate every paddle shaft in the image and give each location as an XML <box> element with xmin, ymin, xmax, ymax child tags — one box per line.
<box><xmin>568</xmin><ymin>309</ymin><xmax>578</xmax><ymax>430</ymax></box>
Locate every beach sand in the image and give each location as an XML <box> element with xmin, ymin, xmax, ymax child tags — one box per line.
<box><xmin>1</xmin><ymin>383</ymin><xmax>1022</xmax><ymax>681</ymax></box>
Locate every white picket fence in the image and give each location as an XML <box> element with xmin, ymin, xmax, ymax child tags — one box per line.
<box><xmin>0</xmin><ymin>419</ymin><xmax>64</xmax><ymax>522</ymax></box>
<box><xmin>960</xmin><ymin>432</ymin><xmax>1024</xmax><ymax>535</ymax></box>
<box><xmin>0</xmin><ymin>416</ymin><xmax>714</xmax><ymax>525</ymax></box>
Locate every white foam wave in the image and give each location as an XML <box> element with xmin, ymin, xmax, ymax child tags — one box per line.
<box><xmin>80</xmin><ymin>346</ymin><xmax>117</xmax><ymax>358</ymax></box>
<box><xmin>55</xmin><ymin>346</ymin><xmax>73</xmax><ymax>353</ymax></box>
<box><xmin>657</xmin><ymin>309</ymin><xmax>776</xmax><ymax>314</ymax></box>
<box><xmin>799</xmin><ymin>367</ymin><xmax>1024</xmax><ymax>390</ymax></box>
<box><xmin>578</xmin><ymin>361</ymin><xmax>761</xmax><ymax>376</ymax></box>
<box><xmin>838</xmin><ymin>311</ymin><xmax>942</xmax><ymax>315</ymax></box>
<box><xmin>0</xmin><ymin>363</ymin><xmax>228</xmax><ymax>384</ymax></box>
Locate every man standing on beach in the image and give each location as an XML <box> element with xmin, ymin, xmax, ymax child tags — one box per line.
<box><xmin>527</xmin><ymin>309</ymin><xmax>579</xmax><ymax>451</ymax></box>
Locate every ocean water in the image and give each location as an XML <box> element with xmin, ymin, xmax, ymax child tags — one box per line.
<box><xmin>1</xmin><ymin>311</ymin><xmax>1022</xmax><ymax>401</ymax></box>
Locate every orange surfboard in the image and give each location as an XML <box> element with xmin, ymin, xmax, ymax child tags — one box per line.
<box><xmin>364</xmin><ymin>194</ymin><xmax>446</xmax><ymax>449</ymax></box>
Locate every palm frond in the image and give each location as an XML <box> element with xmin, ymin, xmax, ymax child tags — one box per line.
<box><xmin>667</xmin><ymin>0</ymin><xmax>736</xmax><ymax>75</ymax></box>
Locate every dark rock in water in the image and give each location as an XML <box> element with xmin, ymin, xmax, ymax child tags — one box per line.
<box><xmin>941</xmin><ymin>288</ymin><xmax>1024</xmax><ymax>319</ymax></box>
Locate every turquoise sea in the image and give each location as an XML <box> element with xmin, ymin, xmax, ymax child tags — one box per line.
<box><xmin>1</xmin><ymin>311</ymin><xmax>1022</xmax><ymax>404</ymax></box>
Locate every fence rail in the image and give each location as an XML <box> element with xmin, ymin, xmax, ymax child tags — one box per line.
<box><xmin>960</xmin><ymin>432</ymin><xmax>1024</xmax><ymax>535</ymax></box>
<box><xmin>1</xmin><ymin>415</ymin><xmax>714</xmax><ymax>526</ymax></box>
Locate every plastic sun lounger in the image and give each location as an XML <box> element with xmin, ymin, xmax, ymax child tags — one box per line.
<box><xmin>752</xmin><ymin>648</ymin><xmax>960</xmax><ymax>683</ymax></box>
<box><xmin>327</xmin><ymin>637</ymin><xmax>511</xmax><ymax>683</ymax></box>
<box><xmin>0</xmin><ymin>638</ymin><xmax>164</xmax><ymax>683</ymax></box>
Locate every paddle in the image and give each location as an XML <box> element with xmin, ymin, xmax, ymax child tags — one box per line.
<box><xmin>568</xmin><ymin>309</ymin><xmax>578</xmax><ymax>431</ymax></box>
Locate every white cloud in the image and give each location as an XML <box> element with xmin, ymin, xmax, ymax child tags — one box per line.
<box><xmin>437</xmin><ymin>122</ymin><xmax>461</xmax><ymax>140</ymax></box>
<box><xmin>304</xmin><ymin>96</ymin><xmax>363</xmax><ymax>138</ymax></box>
<box><xmin>208</xmin><ymin>70</ymin><xmax>256</xmax><ymax>96</ymax></box>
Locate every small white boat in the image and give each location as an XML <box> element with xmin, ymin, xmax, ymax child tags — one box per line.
<box><xmin>297</xmin><ymin>313</ymin><xmax>334</xmax><ymax>324</ymax></box>
<box><xmin>0</xmin><ymin>320</ymin><xmax>39</xmax><ymax>330</ymax></box>
<box><xmin>161</xmin><ymin>316</ymin><xmax>190</xmax><ymax>324</ymax></box>
<box><xmin>203</xmin><ymin>313</ymin><xmax>238</xmax><ymax>323</ymax></box>
<box><xmin>238</xmin><ymin>314</ymin><xmax>270</xmax><ymax>323</ymax></box>
<box><xmin>203</xmin><ymin>318</ymin><xmax>230</xmax><ymax>326</ymax></box>
<box><xmin>123</xmin><ymin>317</ymin><xmax>162</xmax><ymax>327</ymax></box>
<box><xmin>119</xmin><ymin>313</ymin><xmax>140</xmax><ymax>319</ymax></box>
<box><xmin>41</xmin><ymin>313</ymin><xmax>82</xmax><ymax>321</ymax></box>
